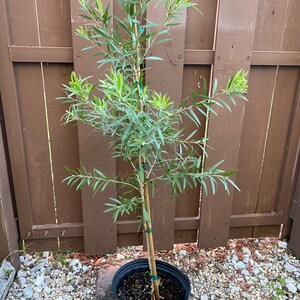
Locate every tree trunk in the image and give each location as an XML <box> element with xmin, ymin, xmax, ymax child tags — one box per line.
<box><xmin>143</xmin><ymin>182</ymin><xmax>160</xmax><ymax>300</ymax></box>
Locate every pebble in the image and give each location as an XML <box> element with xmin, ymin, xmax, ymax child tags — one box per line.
<box><xmin>242</xmin><ymin>247</ymin><xmax>251</xmax><ymax>256</ymax></box>
<box><xmin>234</xmin><ymin>261</ymin><xmax>246</xmax><ymax>270</ymax></box>
<box><xmin>278</xmin><ymin>241</ymin><xmax>288</xmax><ymax>249</ymax></box>
<box><xmin>6</xmin><ymin>237</ymin><xmax>300</xmax><ymax>300</ymax></box>
<box><xmin>284</xmin><ymin>283</ymin><xmax>297</xmax><ymax>293</ymax></box>
<box><xmin>284</xmin><ymin>262</ymin><xmax>298</xmax><ymax>273</ymax></box>
<box><xmin>254</xmin><ymin>250</ymin><xmax>265</xmax><ymax>260</ymax></box>
<box><xmin>23</xmin><ymin>285</ymin><xmax>33</xmax><ymax>299</ymax></box>
<box><xmin>7</xmin><ymin>253</ymin><xmax>97</xmax><ymax>300</ymax></box>
<box><xmin>116</xmin><ymin>253</ymin><xmax>125</xmax><ymax>260</ymax></box>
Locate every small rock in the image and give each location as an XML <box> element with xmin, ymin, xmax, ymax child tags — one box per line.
<box><xmin>234</xmin><ymin>262</ymin><xmax>246</xmax><ymax>270</ymax></box>
<box><xmin>268</xmin><ymin>272</ymin><xmax>278</xmax><ymax>280</ymax></box>
<box><xmin>31</xmin><ymin>263</ymin><xmax>45</xmax><ymax>274</ymax></box>
<box><xmin>243</xmin><ymin>256</ymin><xmax>250</xmax><ymax>264</ymax></box>
<box><xmin>241</xmin><ymin>269</ymin><xmax>250</xmax><ymax>277</ymax></box>
<box><xmin>230</xmin><ymin>286</ymin><xmax>240</xmax><ymax>293</ymax></box>
<box><xmin>116</xmin><ymin>254</ymin><xmax>125</xmax><ymax>260</ymax></box>
<box><xmin>231</xmin><ymin>254</ymin><xmax>239</xmax><ymax>263</ymax></box>
<box><xmin>179</xmin><ymin>250</ymin><xmax>187</xmax><ymax>256</ymax></box>
<box><xmin>284</xmin><ymin>283</ymin><xmax>297</xmax><ymax>293</ymax></box>
<box><xmin>23</xmin><ymin>285</ymin><xmax>33</xmax><ymax>299</ymax></box>
<box><xmin>43</xmin><ymin>284</ymin><xmax>51</xmax><ymax>294</ymax></box>
<box><xmin>252</xmin><ymin>267</ymin><xmax>260</xmax><ymax>275</ymax></box>
<box><xmin>242</xmin><ymin>247</ymin><xmax>251</xmax><ymax>256</ymax></box>
<box><xmin>43</xmin><ymin>251</ymin><xmax>49</xmax><ymax>258</ymax></box>
<box><xmin>82</xmin><ymin>265</ymin><xmax>92</xmax><ymax>274</ymax></box>
<box><xmin>17</xmin><ymin>270</ymin><xmax>27</xmax><ymax>278</ymax></box>
<box><xmin>200</xmin><ymin>294</ymin><xmax>209</xmax><ymax>300</ymax></box>
<box><xmin>69</xmin><ymin>259</ymin><xmax>82</xmax><ymax>273</ymax></box>
<box><xmin>17</xmin><ymin>277</ymin><xmax>27</xmax><ymax>289</ymax></box>
<box><xmin>278</xmin><ymin>241</ymin><xmax>287</xmax><ymax>249</ymax></box>
<box><xmin>284</xmin><ymin>262</ymin><xmax>298</xmax><ymax>273</ymax></box>
<box><xmin>34</xmin><ymin>275</ymin><xmax>44</xmax><ymax>286</ymax></box>
<box><xmin>254</xmin><ymin>250</ymin><xmax>265</xmax><ymax>260</ymax></box>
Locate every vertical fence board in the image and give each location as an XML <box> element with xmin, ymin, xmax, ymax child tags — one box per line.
<box><xmin>198</xmin><ymin>0</ymin><xmax>259</xmax><ymax>248</ymax></box>
<box><xmin>281</xmin><ymin>0</ymin><xmax>300</xmax><ymax>52</ymax></box>
<box><xmin>7</xmin><ymin>0</ymin><xmax>39</xmax><ymax>46</ymax></box>
<box><xmin>230</xmin><ymin>67</ymin><xmax>277</xmax><ymax>237</ymax></box>
<box><xmin>252</xmin><ymin>67</ymin><xmax>299</xmax><ymax>237</ymax></box>
<box><xmin>146</xmin><ymin>2</ymin><xmax>187</xmax><ymax>250</ymax></box>
<box><xmin>0</xmin><ymin>97</ymin><xmax>19</xmax><ymax>267</ymax></box>
<box><xmin>14</xmin><ymin>64</ymin><xmax>57</xmax><ymax>226</ymax></box>
<box><xmin>69</xmin><ymin>0</ymin><xmax>117</xmax><ymax>254</ymax></box>
<box><xmin>176</xmin><ymin>66</ymin><xmax>210</xmax><ymax>219</ymax></box>
<box><xmin>36</xmin><ymin>0</ymin><xmax>72</xmax><ymax>47</ymax></box>
<box><xmin>0</xmin><ymin>0</ymin><xmax>40</xmax><ymax>240</ymax></box>
<box><xmin>43</xmin><ymin>64</ymin><xmax>82</xmax><ymax>224</ymax></box>
<box><xmin>289</xmin><ymin>162</ymin><xmax>300</xmax><ymax>256</ymax></box>
<box><xmin>255</xmin><ymin>68</ymin><xmax>299</xmax><ymax>214</ymax></box>
<box><xmin>185</xmin><ymin>0</ymin><xmax>218</xmax><ymax>50</ymax></box>
<box><xmin>253</xmin><ymin>0</ymin><xmax>289</xmax><ymax>51</ymax></box>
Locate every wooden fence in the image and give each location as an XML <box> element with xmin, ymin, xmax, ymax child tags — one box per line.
<box><xmin>0</xmin><ymin>0</ymin><xmax>300</xmax><ymax>255</ymax></box>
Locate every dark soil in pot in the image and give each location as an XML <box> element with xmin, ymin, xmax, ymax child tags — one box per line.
<box><xmin>112</xmin><ymin>259</ymin><xmax>190</xmax><ymax>300</ymax></box>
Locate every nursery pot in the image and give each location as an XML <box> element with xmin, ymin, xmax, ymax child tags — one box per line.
<box><xmin>112</xmin><ymin>258</ymin><xmax>191</xmax><ymax>299</ymax></box>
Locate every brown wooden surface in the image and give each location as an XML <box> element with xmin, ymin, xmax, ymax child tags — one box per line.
<box><xmin>43</xmin><ymin>64</ymin><xmax>82</xmax><ymax>224</ymax></box>
<box><xmin>9</xmin><ymin>46</ymin><xmax>73</xmax><ymax>63</ymax></box>
<box><xmin>198</xmin><ymin>0</ymin><xmax>259</xmax><ymax>248</ymax></box>
<box><xmin>69</xmin><ymin>0</ymin><xmax>117</xmax><ymax>254</ymax></box>
<box><xmin>145</xmin><ymin>1</ymin><xmax>187</xmax><ymax>250</ymax></box>
<box><xmin>0</xmin><ymin>95</ymin><xmax>19</xmax><ymax>267</ymax></box>
<box><xmin>289</xmin><ymin>161</ymin><xmax>300</xmax><ymax>256</ymax></box>
<box><xmin>15</xmin><ymin>64</ymin><xmax>56</xmax><ymax>226</ymax></box>
<box><xmin>0</xmin><ymin>0</ymin><xmax>36</xmax><ymax>241</ymax></box>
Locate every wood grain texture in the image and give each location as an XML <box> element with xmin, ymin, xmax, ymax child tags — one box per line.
<box><xmin>0</xmin><ymin>101</ymin><xmax>19</xmax><ymax>267</ymax></box>
<box><xmin>175</xmin><ymin>66</ymin><xmax>211</xmax><ymax>220</ymax></box>
<box><xmin>7</xmin><ymin>0</ymin><xmax>39</xmax><ymax>46</ymax></box>
<box><xmin>14</xmin><ymin>64</ymin><xmax>56</xmax><ymax>226</ymax></box>
<box><xmin>0</xmin><ymin>0</ymin><xmax>37</xmax><ymax>240</ymax></box>
<box><xmin>253</xmin><ymin>0</ymin><xmax>289</xmax><ymax>51</ymax></box>
<box><xmin>289</xmin><ymin>164</ymin><xmax>300</xmax><ymax>256</ymax></box>
<box><xmin>256</xmin><ymin>68</ymin><xmax>299</xmax><ymax>214</ymax></box>
<box><xmin>185</xmin><ymin>0</ymin><xmax>218</xmax><ymax>50</ymax></box>
<box><xmin>43</xmin><ymin>64</ymin><xmax>82</xmax><ymax>224</ymax></box>
<box><xmin>198</xmin><ymin>0</ymin><xmax>259</xmax><ymax>248</ymax></box>
<box><xmin>145</xmin><ymin>1</ymin><xmax>187</xmax><ymax>250</ymax></box>
<box><xmin>36</xmin><ymin>0</ymin><xmax>72</xmax><ymax>47</ymax></box>
<box><xmin>9</xmin><ymin>46</ymin><xmax>73</xmax><ymax>63</ymax></box>
<box><xmin>69</xmin><ymin>0</ymin><xmax>117</xmax><ymax>255</ymax></box>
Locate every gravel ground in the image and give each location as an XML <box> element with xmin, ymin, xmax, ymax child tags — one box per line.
<box><xmin>5</xmin><ymin>237</ymin><xmax>300</xmax><ymax>299</ymax></box>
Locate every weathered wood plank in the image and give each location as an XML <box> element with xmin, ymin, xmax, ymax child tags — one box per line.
<box><xmin>0</xmin><ymin>0</ymin><xmax>39</xmax><ymax>239</ymax></box>
<box><xmin>43</xmin><ymin>64</ymin><xmax>82</xmax><ymax>225</ymax></box>
<box><xmin>0</xmin><ymin>98</ymin><xmax>19</xmax><ymax>268</ymax></box>
<box><xmin>145</xmin><ymin>1</ymin><xmax>187</xmax><ymax>250</ymax></box>
<box><xmin>185</xmin><ymin>0</ymin><xmax>218</xmax><ymax>50</ymax></box>
<box><xmin>14</xmin><ymin>64</ymin><xmax>57</xmax><ymax>227</ymax></box>
<box><xmin>9</xmin><ymin>46</ymin><xmax>73</xmax><ymax>63</ymax></box>
<box><xmin>198</xmin><ymin>0</ymin><xmax>259</xmax><ymax>248</ymax></box>
<box><xmin>231</xmin><ymin>66</ymin><xmax>277</xmax><ymax>237</ymax></box>
<box><xmin>69</xmin><ymin>0</ymin><xmax>117</xmax><ymax>255</ymax></box>
<box><xmin>36</xmin><ymin>0</ymin><xmax>72</xmax><ymax>47</ymax></box>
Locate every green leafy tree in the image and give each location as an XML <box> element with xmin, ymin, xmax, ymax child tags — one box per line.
<box><xmin>61</xmin><ymin>0</ymin><xmax>248</xmax><ymax>298</ymax></box>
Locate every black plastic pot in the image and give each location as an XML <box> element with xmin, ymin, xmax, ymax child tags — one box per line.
<box><xmin>112</xmin><ymin>258</ymin><xmax>191</xmax><ymax>299</ymax></box>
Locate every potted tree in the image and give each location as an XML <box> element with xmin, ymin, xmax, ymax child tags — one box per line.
<box><xmin>61</xmin><ymin>0</ymin><xmax>248</xmax><ymax>299</ymax></box>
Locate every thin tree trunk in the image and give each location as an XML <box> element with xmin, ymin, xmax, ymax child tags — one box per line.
<box><xmin>142</xmin><ymin>182</ymin><xmax>160</xmax><ymax>300</ymax></box>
